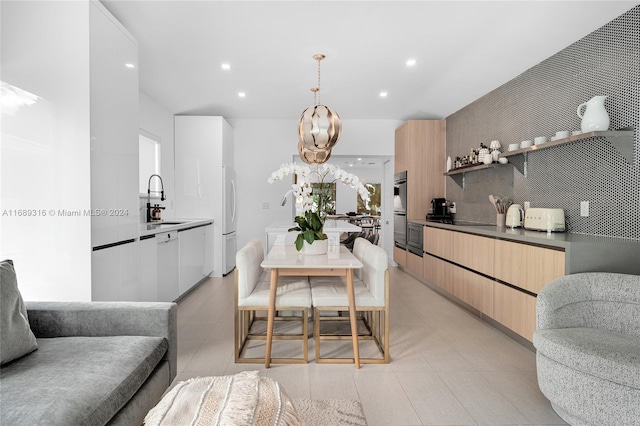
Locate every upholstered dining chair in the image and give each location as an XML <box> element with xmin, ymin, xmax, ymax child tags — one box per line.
<box><xmin>234</xmin><ymin>239</ymin><xmax>312</xmax><ymax>364</ymax></box>
<box><xmin>310</xmin><ymin>242</ymin><xmax>390</xmax><ymax>364</ymax></box>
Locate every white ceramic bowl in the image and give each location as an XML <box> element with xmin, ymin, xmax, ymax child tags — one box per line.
<box><xmin>508</xmin><ymin>143</ymin><xmax>520</xmax><ymax>151</ymax></box>
<box><xmin>555</xmin><ymin>130</ymin><xmax>570</xmax><ymax>138</ymax></box>
<box><xmin>498</xmin><ymin>157</ymin><xmax>508</xmax><ymax>164</ymax></box>
<box><xmin>520</xmin><ymin>140</ymin><xmax>533</xmax><ymax>148</ymax></box>
<box><xmin>534</xmin><ymin>136</ymin><xmax>548</xmax><ymax>145</ymax></box>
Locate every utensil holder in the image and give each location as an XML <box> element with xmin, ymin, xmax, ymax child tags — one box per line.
<box><xmin>496</xmin><ymin>214</ymin><xmax>506</xmax><ymax>227</ymax></box>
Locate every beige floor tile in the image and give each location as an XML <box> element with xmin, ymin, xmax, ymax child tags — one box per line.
<box><xmin>396</xmin><ymin>371</ymin><xmax>477</xmax><ymax>425</ymax></box>
<box><xmin>354</xmin><ymin>372</ymin><xmax>422</xmax><ymax>426</ymax></box>
<box><xmin>481</xmin><ymin>371</ymin><xmax>567</xmax><ymax>425</ymax></box>
<box><xmin>438</xmin><ymin>371</ymin><xmax>530</xmax><ymax>424</ymax></box>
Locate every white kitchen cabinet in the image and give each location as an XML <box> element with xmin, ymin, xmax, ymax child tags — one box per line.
<box><xmin>90</xmin><ymin>1</ymin><xmax>139</xmax><ymax>247</ymax></box>
<box><xmin>203</xmin><ymin>224</ymin><xmax>214</xmax><ymax>276</ymax></box>
<box><xmin>91</xmin><ymin>240</ymin><xmax>140</xmax><ymax>301</ymax></box>
<box><xmin>174</xmin><ymin>116</ymin><xmax>233</xmax><ymax>277</ymax></box>
<box><xmin>139</xmin><ymin>236</ymin><xmax>158</xmax><ymax>301</ymax></box>
<box><xmin>157</xmin><ymin>231</ymin><xmax>179</xmax><ymax>302</ymax></box>
<box><xmin>179</xmin><ymin>226</ymin><xmax>206</xmax><ymax>294</ymax></box>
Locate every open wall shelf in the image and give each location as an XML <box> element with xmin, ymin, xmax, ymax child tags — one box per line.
<box><xmin>500</xmin><ymin>129</ymin><xmax>636</xmax><ymax>175</ymax></box>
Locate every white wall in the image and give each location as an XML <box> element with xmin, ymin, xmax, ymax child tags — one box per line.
<box><xmin>138</xmin><ymin>91</ymin><xmax>176</xmax><ymax>220</ymax></box>
<box><xmin>228</xmin><ymin>118</ymin><xmax>401</xmax><ymax>252</ymax></box>
<box><xmin>0</xmin><ymin>1</ymin><xmax>92</xmax><ymax>301</ymax></box>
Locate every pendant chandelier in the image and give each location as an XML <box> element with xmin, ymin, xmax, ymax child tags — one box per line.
<box><xmin>298</xmin><ymin>54</ymin><xmax>341</xmax><ymax>165</ymax></box>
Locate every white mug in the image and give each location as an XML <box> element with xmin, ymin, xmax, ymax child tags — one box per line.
<box><xmin>508</xmin><ymin>143</ymin><xmax>519</xmax><ymax>151</ymax></box>
<box><xmin>555</xmin><ymin>130</ymin><xmax>570</xmax><ymax>138</ymax></box>
<box><xmin>520</xmin><ymin>140</ymin><xmax>533</xmax><ymax>148</ymax></box>
<box><xmin>534</xmin><ymin>136</ymin><xmax>547</xmax><ymax>145</ymax></box>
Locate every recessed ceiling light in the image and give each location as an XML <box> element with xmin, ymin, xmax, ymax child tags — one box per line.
<box><xmin>238</xmin><ymin>92</ymin><xmax>246</xmax><ymax>98</ymax></box>
<box><xmin>379</xmin><ymin>92</ymin><xmax>388</xmax><ymax>98</ymax></box>
<box><xmin>406</xmin><ymin>59</ymin><xmax>417</xmax><ymax>67</ymax></box>
<box><xmin>357</xmin><ymin>158</ymin><xmax>362</xmax><ymax>161</ymax></box>
<box><xmin>221</xmin><ymin>63</ymin><xmax>231</xmax><ymax>70</ymax></box>
<box><xmin>125</xmin><ymin>63</ymin><xmax>135</xmax><ymax>68</ymax></box>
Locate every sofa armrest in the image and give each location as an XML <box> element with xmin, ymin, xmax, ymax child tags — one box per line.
<box><xmin>26</xmin><ymin>301</ymin><xmax>177</xmax><ymax>380</ymax></box>
<box><xmin>537</xmin><ymin>273</ymin><xmax>640</xmax><ymax>333</ymax></box>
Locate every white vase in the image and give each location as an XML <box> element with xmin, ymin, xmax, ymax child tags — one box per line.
<box><xmin>300</xmin><ymin>239</ymin><xmax>328</xmax><ymax>255</ymax></box>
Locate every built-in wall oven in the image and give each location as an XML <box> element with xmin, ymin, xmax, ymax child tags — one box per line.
<box><xmin>393</xmin><ymin>171</ymin><xmax>407</xmax><ymax>249</ymax></box>
<box><xmin>407</xmin><ymin>222</ymin><xmax>423</xmax><ymax>256</ymax></box>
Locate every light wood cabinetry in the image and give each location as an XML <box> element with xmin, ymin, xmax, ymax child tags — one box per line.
<box><xmin>394</xmin><ymin>123</ymin><xmax>409</xmax><ymax>175</ymax></box>
<box><xmin>494</xmin><ymin>240</ymin><xmax>565</xmax><ymax>294</ymax></box>
<box><xmin>492</xmin><ymin>282</ymin><xmax>537</xmax><ymax>341</ymax></box>
<box><xmin>424</xmin><ymin>227</ymin><xmax>452</xmax><ymax>259</ymax></box>
<box><xmin>422</xmin><ymin>225</ymin><xmax>566</xmax><ymax>342</ymax></box>
<box><xmin>394</xmin><ymin>120</ymin><xmax>445</xmax><ymax>267</ymax></box>
<box><xmin>451</xmin><ymin>264</ymin><xmax>494</xmax><ymax>316</ymax></box>
<box><xmin>407</xmin><ymin>251</ymin><xmax>424</xmax><ymax>278</ymax></box>
<box><xmin>450</xmin><ymin>232</ymin><xmax>494</xmax><ymax>276</ymax></box>
<box><xmin>394</xmin><ymin>120</ymin><xmax>445</xmax><ymax>221</ymax></box>
<box><xmin>394</xmin><ymin>245</ymin><xmax>407</xmax><ymax>268</ymax></box>
<box><xmin>424</xmin><ymin>255</ymin><xmax>453</xmax><ymax>293</ymax></box>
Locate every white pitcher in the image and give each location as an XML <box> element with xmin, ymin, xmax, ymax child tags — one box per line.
<box><xmin>577</xmin><ymin>95</ymin><xmax>610</xmax><ymax>133</ymax></box>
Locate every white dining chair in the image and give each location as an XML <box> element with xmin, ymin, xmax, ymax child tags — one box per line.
<box><xmin>310</xmin><ymin>243</ymin><xmax>390</xmax><ymax>364</ymax></box>
<box><xmin>234</xmin><ymin>239</ymin><xmax>312</xmax><ymax>364</ymax></box>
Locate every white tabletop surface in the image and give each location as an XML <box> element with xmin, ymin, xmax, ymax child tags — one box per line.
<box><xmin>261</xmin><ymin>245</ymin><xmax>363</xmax><ymax>269</ymax></box>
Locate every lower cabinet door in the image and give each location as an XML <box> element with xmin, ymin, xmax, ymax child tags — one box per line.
<box><xmin>424</xmin><ymin>254</ymin><xmax>452</xmax><ymax>293</ymax></box>
<box><xmin>492</xmin><ymin>282</ymin><xmax>537</xmax><ymax>341</ymax></box>
<box><xmin>140</xmin><ymin>236</ymin><xmax>158</xmax><ymax>301</ymax></box>
<box><xmin>451</xmin><ymin>264</ymin><xmax>493</xmax><ymax>316</ymax></box>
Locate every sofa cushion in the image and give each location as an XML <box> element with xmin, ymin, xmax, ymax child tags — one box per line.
<box><xmin>0</xmin><ymin>259</ymin><xmax>38</xmax><ymax>365</ymax></box>
<box><xmin>0</xmin><ymin>335</ymin><xmax>168</xmax><ymax>426</ymax></box>
<box><xmin>534</xmin><ymin>327</ymin><xmax>640</xmax><ymax>389</ymax></box>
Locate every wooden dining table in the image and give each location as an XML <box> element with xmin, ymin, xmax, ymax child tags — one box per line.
<box><xmin>260</xmin><ymin>244</ymin><xmax>364</xmax><ymax>368</ymax></box>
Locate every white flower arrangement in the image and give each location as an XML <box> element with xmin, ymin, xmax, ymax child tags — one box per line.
<box><xmin>268</xmin><ymin>162</ymin><xmax>370</xmax><ymax>215</ymax></box>
<box><xmin>268</xmin><ymin>162</ymin><xmax>371</xmax><ymax>250</ymax></box>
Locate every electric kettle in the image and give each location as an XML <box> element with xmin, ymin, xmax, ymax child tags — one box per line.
<box><xmin>506</xmin><ymin>204</ymin><xmax>524</xmax><ymax>228</ymax></box>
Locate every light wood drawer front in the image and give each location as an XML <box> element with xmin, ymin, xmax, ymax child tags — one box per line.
<box><xmin>492</xmin><ymin>282</ymin><xmax>537</xmax><ymax>341</ymax></box>
<box><xmin>424</xmin><ymin>227</ymin><xmax>453</xmax><ymax>260</ymax></box>
<box><xmin>494</xmin><ymin>240</ymin><xmax>565</xmax><ymax>294</ymax></box>
<box><xmin>424</xmin><ymin>254</ymin><xmax>452</xmax><ymax>293</ymax></box>
<box><xmin>451</xmin><ymin>232</ymin><xmax>494</xmax><ymax>276</ymax></box>
<box><xmin>451</xmin><ymin>264</ymin><xmax>494</xmax><ymax>316</ymax></box>
<box><xmin>394</xmin><ymin>245</ymin><xmax>407</xmax><ymax>268</ymax></box>
<box><xmin>407</xmin><ymin>252</ymin><xmax>424</xmax><ymax>278</ymax></box>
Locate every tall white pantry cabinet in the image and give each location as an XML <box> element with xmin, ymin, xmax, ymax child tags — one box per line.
<box><xmin>174</xmin><ymin>116</ymin><xmax>234</xmax><ymax>278</ymax></box>
<box><xmin>0</xmin><ymin>1</ymin><xmax>139</xmax><ymax>301</ymax></box>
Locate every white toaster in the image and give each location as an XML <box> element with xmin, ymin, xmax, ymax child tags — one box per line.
<box><xmin>524</xmin><ymin>208</ymin><xmax>566</xmax><ymax>232</ymax></box>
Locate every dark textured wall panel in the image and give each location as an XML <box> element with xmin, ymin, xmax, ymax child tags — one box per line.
<box><xmin>445</xmin><ymin>6</ymin><xmax>639</xmax><ymax>240</ymax></box>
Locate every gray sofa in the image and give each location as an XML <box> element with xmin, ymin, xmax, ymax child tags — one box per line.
<box><xmin>533</xmin><ymin>272</ymin><xmax>640</xmax><ymax>426</ymax></box>
<box><xmin>1</xmin><ymin>301</ymin><xmax>177</xmax><ymax>425</ymax></box>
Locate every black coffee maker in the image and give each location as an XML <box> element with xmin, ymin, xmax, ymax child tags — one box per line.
<box><xmin>427</xmin><ymin>198</ymin><xmax>453</xmax><ymax>223</ymax></box>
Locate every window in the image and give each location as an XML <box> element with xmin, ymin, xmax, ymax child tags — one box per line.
<box><xmin>357</xmin><ymin>183</ymin><xmax>381</xmax><ymax>215</ymax></box>
<box><xmin>139</xmin><ymin>131</ymin><xmax>161</xmax><ymax>194</ymax></box>
<box><xmin>311</xmin><ymin>182</ymin><xmax>336</xmax><ymax>216</ymax></box>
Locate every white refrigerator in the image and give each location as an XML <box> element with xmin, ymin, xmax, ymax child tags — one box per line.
<box><xmin>222</xmin><ymin>165</ymin><xmax>237</xmax><ymax>275</ymax></box>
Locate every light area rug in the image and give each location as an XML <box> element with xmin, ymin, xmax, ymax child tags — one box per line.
<box><xmin>144</xmin><ymin>371</ymin><xmax>367</xmax><ymax>426</ymax></box>
<box><xmin>293</xmin><ymin>398</ymin><xmax>367</xmax><ymax>426</ymax></box>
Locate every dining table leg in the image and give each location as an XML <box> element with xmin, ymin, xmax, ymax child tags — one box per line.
<box><xmin>265</xmin><ymin>268</ymin><xmax>278</xmax><ymax>368</ymax></box>
<box><xmin>346</xmin><ymin>268</ymin><xmax>361</xmax><ymax>369</ymax></box>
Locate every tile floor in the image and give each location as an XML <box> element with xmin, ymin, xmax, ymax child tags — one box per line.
<box><xmin>174</xmin><ymin>265</ymin><xmax>566</xmax><ymax>425</ymax></box>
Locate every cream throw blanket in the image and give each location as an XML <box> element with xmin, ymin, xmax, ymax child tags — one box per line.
<box><xmin>145</xmin><ymin>371</ymin><xmax>301</xmax><ymax>426</ymax></box>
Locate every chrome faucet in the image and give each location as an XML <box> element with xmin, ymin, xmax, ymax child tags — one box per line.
<box><xmin>147</xmin><ymin>174</ymin><xmax>165</xmax><ymax>223</ymax></box>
